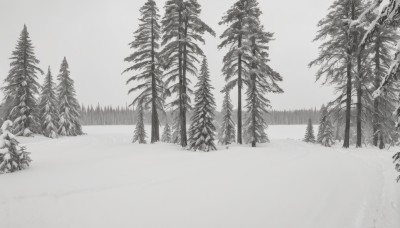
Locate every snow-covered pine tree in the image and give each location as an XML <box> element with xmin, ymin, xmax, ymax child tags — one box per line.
<box><xmin>304</xmin><ymin>118</ymin><xmax>316</xmax><ymax>143</ymax></box>
<box><xmin>0</xmin><ymin>120</ymin><xmax>31</xmax><ymax>174</ymax></box>
<box><xmin>317</xmin><ymin>105</ymin><xmax>328</xmax><ymax>144</ymax></box>
<box><xmin>161</xmin><ymin>0</ymin><xmax>215</xmax><ymax>148</ymax></box>
<box><xmin>132</xmin><ymin>101</ymin><xmax>147</xmax><ymax>144</ymax></box>
<box><xmin>310</xmin><ymin>0</ymin><xmax>365</xmax><ymax>148</ymax></box>
<box><xmin>38</xmin><ymin>67</ymin><xmax>58</xmax><ymax>138</ymax></box>
<box><xmin>321</xmin><ymin>118</ymin><xmax>335</xmax><ymax>147</ymax></box>
<box><xmin>2</xmin><ymin>25</ymin><xmax>43</xmax><ymax>136</ymax></box>
<box><xmin>161</xmin><ymin>122</ymin><xmax>172</xmax><ymax>143</ymax></box>
<box><xmin>242</xmin><ymin>1</ymin><xmax>283</xmax><ymax>147</ymax></box>
<box><xmin>219</xmin><ymin>0</ymin><xmax>252</xmax><ymax>144</ymax></box>
<box><xmin>355</xmin><ymin>25</ymin><xmax>370</xmax><ymax>148</ymax></box>
<box><xmin>57</xmin><ymin>57</ymin><xmax>83</xmax><ymax>136</ymax></box>
<box><xmin>368</xmin><ymin>25</ymin><xmax>400</xmax><ymax>149</ymax></box>
<box><xmin>353</xmin><ymin>2</ymin><xmax>400</xmax><ymax>176</ymax></box>
<box><xmin>187</xmin><ymin>58</ymin><xmax>217</xmax><ymax>152</ymax></box>
<box><xmin>218</xmin><ymin>90</ymin><xmax>236</xmax><ymax>145</ymax></box>
<box><xmin>123</xmin><ymin>0</ymin><xmax>164</xmax><ymax>143</ymax></box>
<box><xmin>354</xmin><ymin>0</ymin><xmax>400</xmax><ymax>99</ymax></box>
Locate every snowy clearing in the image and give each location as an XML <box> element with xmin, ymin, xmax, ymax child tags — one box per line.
<box><xmin>0</xmin><ymin>125</ymin><xmax>399</xmax><ymax>228</ymax></box>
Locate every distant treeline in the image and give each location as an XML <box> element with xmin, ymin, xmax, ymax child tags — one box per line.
<box><xmin>80</xmin><ymin>105</ymin><xmax>320</xmax><ymax>126</ymax></box>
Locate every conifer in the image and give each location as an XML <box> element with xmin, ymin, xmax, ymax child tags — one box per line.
<box><xmin>161</xmin><ymin>0</ymin><xmax>215</xmax><ymax>147</ymax></box>
<box><xmin>124</xmin><ymin>0</ymin><xmax>164</xmax><ymax>143</ymax></box>
<box><xmin>3</xmin><ymin>25</ymin><xmax>43</xmax><ymax>136</ymax></box>
<box><xmin>57</xmin><ymin>57</ymin><xmax>83</xmax><ymax>136</ymax></box>
<box><xmin>132</xmin><ymin>101</ymin><xmax>147</xmax><ymax>144</ymax></box>
<box><xmin>218</xmin><ymin>90</ymin><xmax>236</xmax><ymax>145</ymax></box>
<box><xmin>187</xmin><ymin>58</ymin><xmax>217</xmax><ymax>152</ymax></box>
<box><xmin>39</xmin><ymin>67</ymin><xmax>58</xmax><ymax>138</ymax></box>
<box><xmin>304</xmin><ymin>118</ymin><xmax>316</xmax><ymax>143</ymax></box>
<box><xmin>0</xmin><ymin>121</ymin><xmax>31</xmax><ymax>174</ymax></box>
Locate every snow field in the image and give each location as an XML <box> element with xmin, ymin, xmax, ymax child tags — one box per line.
<box><xmin>0</xmin><ymin>125</ymin><xmax>399</xmax><ymax>228</ymax></box>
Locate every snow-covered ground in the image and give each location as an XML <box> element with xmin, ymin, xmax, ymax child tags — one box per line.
<box><xmin>0</xmin><ymin>125</ymin><xmax>399</xmax><ymax>228</ymax></box>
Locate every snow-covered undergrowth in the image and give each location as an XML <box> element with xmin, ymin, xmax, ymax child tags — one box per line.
<box><xmin>0</xmin><ymin>125</ymin><xmax>399</xmax><ymax>228</ymax></box>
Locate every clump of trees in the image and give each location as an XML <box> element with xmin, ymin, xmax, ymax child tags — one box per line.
<box><xmin>2</xmin><ymin>25</ymin><xmax>83</xmax><ymax>139</ymax></box>
<box><xmin>219</xmin><ymin>0</ymin><xmax>282</xmax><ymax>147</ymax></box>
<box><xmin>310</xmin><ymin>0</ymin><xmax>400</xmax><ymax>149</ymax></box>
<box><xmin>123</xmin><ymin>0</ymin><xmax>283</xmax><ymax>149</ymax></box>
<box><xmin>0</xmin><ymin>25</ymin><xmax>84</xmax><ymax>173</ymax></box>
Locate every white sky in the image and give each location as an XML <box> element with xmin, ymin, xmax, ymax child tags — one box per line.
<box><xmin>0</xmin><ymin>0</ymin><xmax>334</xmax><ymax>111</ymax></box>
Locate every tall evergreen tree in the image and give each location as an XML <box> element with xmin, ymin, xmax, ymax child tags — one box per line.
<box><xmin>367</xmin><ymin>25</ymin><xmax>400</xmax><ymax>149</ymax></box>
<box><xmin>2</xmin><ymin>25</ymin><xmax>43</xmax><ymax>136</ymax></box>
<box><xmin>38</xmin><ymin>67</ymin><xmax>58</xmax><ymax>138</ymax></box>
<box><xmin>310</xmin><ymin>0</ymin><xmax>365</xmax><ymax>148</ymax></box>
<box><xmin>161</xmin><ymin>0</ymin><xmax>215</xmax><ymax>148</ymax></box>
<box><xmin>304</xmin><ymin>118</ymin><xmax>316</xmax><ymax>143</ymax></box>
<box><xmin>57</xmin><ymin>57</ymin><xmax>82</xmax><ymax>136</ymax></box>
<box><xmin>355</xmin><ymin>0</ymin><xmax>400</xmax><ymax>98</ymax></box>
<box><xmin>242</xmin><ymin>2</ymin><xmax>283</xmax><ymax>147</ymax></box>
<box><xmin>355</xmin><ymin>36</ymin><xmax>368</xmax><ymax>148</ymax></box>
<box><xmin>187</xmin><ymin>58</ymin><xmax>217</xmax><ymax>152</ymax></box>
<box><xmin>218</xmin><ymin>90</ymin><xmax>236</xmax><ymax>145</ymax></box>
<box><xmin>161</xmin><ymin>122</ymin><xmax>172</xmax><ymax>143</ymax></box>
<box><xmin>0</xmin><ymin>120</ymin><xmax>31</xmax><ymax>174</ymax></box>
<box><xmin>219</xmin><ymin>0</ymin><xmax>250</xmax><ymax>144</ymax></box>
<box><xmin>133</xmin><ymin>101</ymin><xmax>147</xmax><ymax>144</ymax></box>
<box><xmin>123</xmin><ymin>0</ymin><xmax>164</xmax><ymax>143</ymax></box>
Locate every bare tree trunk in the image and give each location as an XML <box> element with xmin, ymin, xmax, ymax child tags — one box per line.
<box><xmin>356</xmin><ymin>49</ymin><xmax>363</xmax><ymax>148</ymax></box>
<box><xmin>237</xmin><ymin>34</ymin><xmax>243</xmax><ymax>144</ymax></box>
<box><xmin>251</xmin><ymin>37</ymin><xmax>256</xmax><ymax>148</ymax></box>
<box><xmin>343</xmin><ymin>2</ymin><xmax>355</xmax><ymax>149</ymax></box>
<box><xmin>181</xmin><ymin>17</ymin><xmax>188</xmax><ymax>147</ymax></box>
<box><xmin>373</xmin><ymin>29</ymin><xmax>381</xmax><ymax>147</ymax></box>
<box><xmin>151</xmin><ymin>14</ymin><xmax>160</xmax><ymax>143</ymax></box>
<box><xmin>343</xmin><ymin>56</ymin><xmax>352</xmax><ymax>148</ymax></box>
<box><xmin>178</xmin><ymin>7</ymin><xmax>186</xmax><ymax>147</ymax></box>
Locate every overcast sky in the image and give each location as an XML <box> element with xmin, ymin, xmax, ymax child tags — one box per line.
<box><xmin>0</xmin><ymin>0</ymin><xmax>334</xmax><ymax>111</ymax></box>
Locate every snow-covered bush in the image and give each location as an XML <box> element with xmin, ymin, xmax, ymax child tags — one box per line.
<box><xmin>0</xmin><ymin>120</ymin><xmax>32</xmax><ymax>174</ymax></box>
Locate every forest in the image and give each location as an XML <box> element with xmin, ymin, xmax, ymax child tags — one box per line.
<box><xmin>79</xmin><ymin>105</ymin><xmax>321</xmax><ymax>126</ymax></box>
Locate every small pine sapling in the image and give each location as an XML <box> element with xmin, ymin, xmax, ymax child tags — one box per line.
<box><xmin>39</xmin><ymin>67</ymin><xmax>58</xmax><ymax>138</ymax></box>
<box><xmin>218</xmin><ymin>90</ymin><xmax>236</xmax><ymax>145</ymax></box>
<box><xmin>132</xmin><ymin>102</ymin><xmax>147</xmax><ymax>144</ymax></box>
<box><xmin>304</xmin><ymin>118</ymin><xmax>316</xmax><ymax>143</ymax></box>
<box><xmin>321</xmin><ymin>118</ymin><xmax>335</xmax><ymax>147</ymax></box>
<box><xmin>317</xmin><ymin>105</ymin><xmax>328</xmax><ymax>144</ymax></box>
